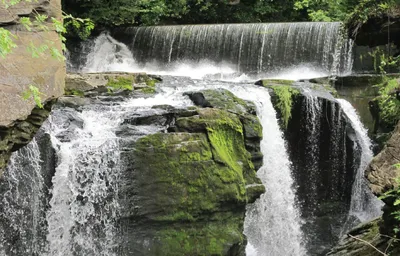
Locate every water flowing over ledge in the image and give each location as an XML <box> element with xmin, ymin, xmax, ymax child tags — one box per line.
<box><xmin>68</xmin><ymin>22</ymin><xmax>354</xmax><ymax>80</ymax></box>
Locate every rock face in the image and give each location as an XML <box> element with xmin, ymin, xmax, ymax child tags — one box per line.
<box><xmin>118</xmin><ymin>89</ymin><xmax>265</xmax><ymax>255</ymax></box>
<box><xmin>366</xmin><ymin>121</ymin><xmax>400</xmax><ymax>195</ymax></box>
<box><xmin>365</xmin><ymin>121</ymin><xmax>400</xmax><ymax>239</ymax></box>
<box><xmin>0</xmin><ymin>0</ymin><xmax>65</xmax><ymax>173</ymax></box>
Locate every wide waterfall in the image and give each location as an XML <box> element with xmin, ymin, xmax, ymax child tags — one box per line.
<box><xmin>69</xmin><ymin>22</ymin><xmax>353</xmax><ymax>79</ymax></box>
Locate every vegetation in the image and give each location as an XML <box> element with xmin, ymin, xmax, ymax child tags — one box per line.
<box><xmin>270</xmin><ymin>86</ymin><xmax>299</xmax><ymax>129</ymax></box>
<box><xmin>106</xmin><ymin>77</ymin><xmax>134</xmax><ymax>93</ymax></box>
<box><xmin>21</xmin><ymin>85</ymin><xmax>45</xmax><ymax>109</ymax></box>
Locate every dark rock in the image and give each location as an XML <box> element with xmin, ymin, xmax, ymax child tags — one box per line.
<box><xmin>185</xmin><ymin>89</ymin><xmax>256</xmax><ymax>115</ymax></box>
<box><xmin>0</xmin><ymin>101</ymin><xmax>54</xmax><ymax>175</ymax></box>
<box><xmin>184</xmin><ymin>92</ymin><xmax>212</xmax><ymax>108</ymax></box>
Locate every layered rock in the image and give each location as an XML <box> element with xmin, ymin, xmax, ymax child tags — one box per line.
<box><xmin>117</xmin><ymin>89</ymin><xmax>265</xmax><ymax>255</ymax></box>
<box><xmin>0</xmin><ymin>0</ymin><xmax>65</xmax><ymax>174</ymax></box>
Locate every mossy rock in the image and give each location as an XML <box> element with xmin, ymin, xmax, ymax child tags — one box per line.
<box><xmin>65</xmin><ymin>72</ymin><xmax>160</xmax><ymax>97</ymax></box>
<box><xmin>122</xmin><ymin>106</ymin><xmax>264</xmax><ymax>255</ymax></box>
<box><xmin>185</xmin><ymin>89</ymin><xmax>256</xmax><ymax>115</ymax></box>
<box><xmin>154</xmin><ymin>216</ymin><xmax>246</xmax><ymax>256</ymax></box>
<box><xmin>269</xmin><ymin>85</ymin><xmax>300</xmax><ymax>129</ymax></box>
<box><xmin>255</xmin><ymin>79</ymin><xmax>295</xmax><ymax>87</ymax></box>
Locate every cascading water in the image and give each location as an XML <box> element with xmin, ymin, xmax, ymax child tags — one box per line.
<box><xmin>0</xmin><ymin>139</ymin><xmax>47</xmax><ymax>256</ymax></box>
<box><xmin>337</xmin><ymin>99</ymin><xmax>383</xmax><ymax>228</ymax></box>
<box><xmin>1</xmin><ymin>21</ymin><xmax>382</xmax><ymax>256</ymax></box>
<box><xmin>238</xmin><ymin>88</ymin><xmax>306</xmax><ymax>256</ymax></box>
<box><xmin>0</xmin><ymin>76</ymin><xmax>306</xmax><ymax>255</ymax></box>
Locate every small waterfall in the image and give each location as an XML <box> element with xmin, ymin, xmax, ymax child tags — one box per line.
<box><xmin>234</xmin><ymin>87</ymin><xmax>306</xmax><ymax>256</ymax></box>
<box><xmin>337</xmin><ymin>99</ymin><xmax>383</xmax><ymax>227</ymax></box>
<box><xmin>44</xmin><ymin>107</ymin><xmax>123</xmax><ymax>256</ymax></box>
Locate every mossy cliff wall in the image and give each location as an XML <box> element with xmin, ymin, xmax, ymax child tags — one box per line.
<box><xmin>117</xmin><ymin>89</ymin><xmax>265</xmax><ymax>255</ymax></box>
<box><xmin>0</xmin><ymin>0</ymin><xmax>65</xmax><ymax>174</ymax></box>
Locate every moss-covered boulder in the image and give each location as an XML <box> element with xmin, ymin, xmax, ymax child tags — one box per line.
<box><xmin>118</xmin><ymin>89</ymin><xmax>264</xmax><ymax>256</ymax></box>
<box><xmin>65</xmin><ymin>72</ymin><xmax>160</xmax><ymax>98</ymax></box>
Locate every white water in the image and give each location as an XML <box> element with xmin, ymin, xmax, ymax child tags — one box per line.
<box><xmin>44</xmin><ymin>108</ymin><xmax>122</xmax><ymax>256</ymax></box>
<box><xmin>235</xmin><ymin>86</ymin><xmax>306</xmax><ymax>256</ymax></box>
<box><xmin>79</xmin><ymin>33</ymin><xmax>335</xmax><ymax>81</ymax></box>
<box><xmin>0</xmin><ymin>139</ymin><xmax>45</xmax><ymax>255</ymax></box>
<box><xmin>337</xmin><ymin>99</ymin><xmax>383</xmax><ymax>223</ymax></box>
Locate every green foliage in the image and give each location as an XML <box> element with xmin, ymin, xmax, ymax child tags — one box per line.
<box><xmin>293</xmin><ymin>0</ymin><xmax>398</xmax><ymax>23</ymax></box>
<box><xmin>370</xmin><ymin>47</ymin><xmax>400</xmax><ymax>129</ymax></box>
<box><xmin>22</xmin><ymin>85</ymin><xmax>45</xmax><ymax>108</ymax></box>
<box><xmin>63</xmin><ymin>14</ymin><xmax>95</xmax><ymax>40</ymax></box>
<box><xmin>376</xmin><ymin>78</ymin><xmax>400</xmax><ymax>127</ymax></box>
<box><xmin>346</xmin><ymin>0</ymin><xmax>395</xmax><ymax>30</ymax></box>
<box><xmin>0</xmin><ymin>28</ymin><xmax>17</xmax><ymax>58</ymax></box>
<box><xmin>271</xmin><ymin>86</ymin><xmax>299</xmax><ymax>129</ymax></box>
<box><xmin>62</xmin><ymin>0</ymin><xmax>302</xmax><ymax>27</ymax></box>
<box><xmin>293</xmin><ymin>0</ymin><xmax>349</xmax><ymax>21</ymax></box>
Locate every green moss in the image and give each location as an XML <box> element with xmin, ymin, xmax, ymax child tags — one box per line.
<box><xmin>134</xmin><ymin>132</ymin><xmax>247</xmax><ymax>221</ymax></box>
<box><xmin>261</xmin><ymin>79</ymin><xmax>294</xmax><ymax>87</ymax></box>
<box><xmin>64</xmin><ymin>88</ymin><xmax>84</xmax><ymax>97</ymax></box>
<box><xmin>156</xmin><ymin>217</ymin><xmax>244</xmax><ymax>256</ymax></box>
<box><xmin>141</xmin><ymin>78</ymin><xmax>158</xmax><ymax>94</ymax></box>
<box><xmin>106</xmin><ymin>76</ymin><xmax>133</xmax><ymax>92</ymax></box>
<box><xmin>270</xmin><ymin>85</ymin><xmax>299</xmax><ymax>128</ymax></box>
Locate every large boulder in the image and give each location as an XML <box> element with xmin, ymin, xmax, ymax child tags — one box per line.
<box><xmin>0</xmin><ymin>0</ymin><xmax>65</xmax><ymax>174</ymax></box>
<box><xmin>118</xmin><ymin>89</ymin><xmax>265</xmax><ymax>255</ymax></box>
<box><xmin>0</xmin><ymin>0</ymin><xmax>65</xmax><ymax>126</ymax></box>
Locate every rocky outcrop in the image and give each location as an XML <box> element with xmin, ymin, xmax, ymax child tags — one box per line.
<box><xmin>0</xmin><ymin>102</ymin><xmax>53</xmax><ymax>176</ymax></box>
<box><xmin>118</xmin><ymin>89</ymin><xmax>264</xmax><ymax>255</ymax></box>
<box><xmin>327</xmin><ymin>218</ymin><xmax>400</xmax><ymax>256</ymax></box>
<box><xmin>0</xmin><ymin>0</ymin><xmax>65</xmax><ymax>174</ymax></box>
<box><xmin>366</xmin><ymin>121</ymin><xmax>400</xmax><ymax>195</ymax></box>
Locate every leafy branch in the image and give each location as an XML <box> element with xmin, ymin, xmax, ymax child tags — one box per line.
<box><xmin>21</xmin><ymin>85</ymin><xmax>46</xmax><ymax>109</ymax></box>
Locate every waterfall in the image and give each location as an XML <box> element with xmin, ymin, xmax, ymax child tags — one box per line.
<box><xmin>1</xmin><ymin>21</ymin><xmax>376</xmax><ymax>256</ymax></box>
<box><xmin>235</xmin><ymin>87</ymin><xmax>306</xmax><ymax>256</ymax></box>
<box><xmin>69</xmin><ymin>22</ymin><xmax>354</xmax><ymax>80</ymax></box>
<box><xmin>112</xmin><ymin>23</ymin><xmax>352</xmax><ymax>76</ymax></box>
<box><xmin>337</xmin><ymin>99</ymin><xmax>383</xmax><ymax>227</ymax></box>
